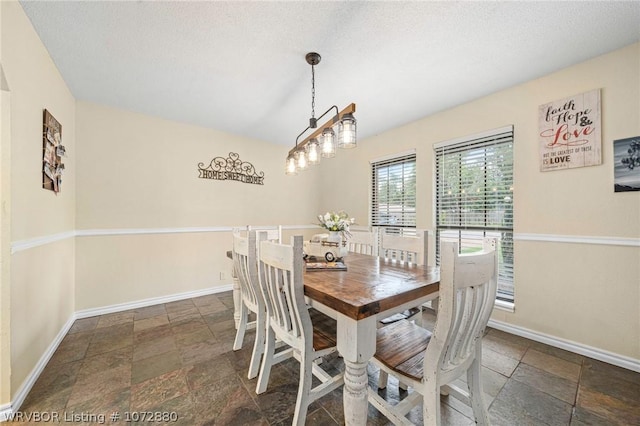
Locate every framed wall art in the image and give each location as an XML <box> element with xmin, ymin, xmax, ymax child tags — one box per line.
<box><xmin>614</xmin><ymin>136</ymin><xmax>640</xmax><ymax>192</ymax></box>
<box><xmin>42</xmin><ymin>109</ymin><xmax>65</xmax><ymax>193</ymax></box>
<box><xmin>538</xmin><ymin>89</ymin><xmax>601</xmax><ymax>172</ymax></box>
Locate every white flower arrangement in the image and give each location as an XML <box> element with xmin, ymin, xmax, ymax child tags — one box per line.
<box><xmin>317</xmin><ymin>211</ymin><xmax>355</xmax><ymax>238</ymax></box>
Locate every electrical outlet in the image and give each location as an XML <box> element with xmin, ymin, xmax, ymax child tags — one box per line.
<box><xmin>219</xmin><ymin>271</ymin><xmax>227</xmax><ymax>280</ymax></box>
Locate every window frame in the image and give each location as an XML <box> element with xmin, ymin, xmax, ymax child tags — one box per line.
<box><xmin>434</xmin><ymin>126</ymin><xmax>514</xmax><ymax>305</ymax></box>
<box><xmin>370</xmin><ymin>150</ymin><xmax>417</xmax><ymax>229</ymax></box>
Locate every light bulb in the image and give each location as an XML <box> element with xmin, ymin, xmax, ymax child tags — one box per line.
<box><xmin>307</xmin><ymin>138</ymin><xmax>320</xmax><ymax>165</ymax></box>
<box><xmin>321</xmin><ymin>127</ymin><xmax>336</xmax><ymax>158</ymax></box>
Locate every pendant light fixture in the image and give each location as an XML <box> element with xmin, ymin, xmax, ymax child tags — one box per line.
<box><xmin>285</xmin><ymin>52</ymin><xmax>357</xmax><ymax>175</ymax></box>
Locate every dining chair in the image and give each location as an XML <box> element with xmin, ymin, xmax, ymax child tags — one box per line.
<box><xmin>378</xmin><ymin>228</ymin><xmax>429</xmax><ymax>326</ymax></box>
<box><xmin>347</xmin><ymin>227</ymin><xmax>377</xmax><ymax>256</ymax></box>
<box><xmin>247</xmin><ymin>224</ymin><xmax>282</xmax><ymax>243</ymax></box>
<box><xmin>231</xmin><ymin>230</ymin><xmax>265</xmax><ymax>380</ymax></box>
<box><xmin>255</xmin><ymin>235</ymin><xmax>344</xmax><ymax>426</ymax></box>
<box><xmin>368</xmin><ymin>238</ymin><xmax>498</xmax><ymax>426</ymax></box>
<box><xmin>377</xmin><ymin>228</ymin><xmax>430</xmax><ymax>390</ymax></box>
<box><xmin>380</xmin><ymin>228</ymin><xmax>428</xmax><ymax>266</ymax></box>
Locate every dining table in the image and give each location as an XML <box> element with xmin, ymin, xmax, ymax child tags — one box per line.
<box><xmin>229</xmin><ymin>250</ymin><xmax>440</xmax><ymax>425</ymax></box>
<box><xmin>228</xmin><ymin>250</ymin><xmax>439</xmax><ymax>425</ymax></box>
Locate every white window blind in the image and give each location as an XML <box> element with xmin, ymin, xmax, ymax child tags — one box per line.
<box><xmin>371</xmin><ymin>153</ymin><xmax>416</xmax><ymax>228</ymax></box>
<box><xmin>435</xmin><ymin>127</ymin><xmax>514</xmax><ymax>302</ymax></box>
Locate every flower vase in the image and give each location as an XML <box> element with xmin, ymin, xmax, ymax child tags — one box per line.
<box><xmin>328</xmin><ymin>231</ymin><xmax>342</xmax><ymax>243</ymax></box>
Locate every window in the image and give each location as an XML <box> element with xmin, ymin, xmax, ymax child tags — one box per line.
<box><xmin>435</xmin><ymin>127</ymin><xmax>514</xmax><ymax>303</ymax></box>
<box><xmin>371</xmin><ymin>152</ymin><xmax>416</xmax><ymax>228</ymax></box>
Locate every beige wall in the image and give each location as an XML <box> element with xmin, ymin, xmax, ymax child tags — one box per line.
<box><xmin>320</xmin><ymin>43</ymin><xmax>640</xmax><ymax>359</ymax></box>
<box><xmin>0</xmin><ymin>81</ymin><xmax>11</xmax><ymax>407</ymax></box>
<box><xmin>1</xmin><ymin>0</ymin><xmax>76</xmax><ymax>402</ymax></box>
<box><xmin>0</xmin><ymin>1</ymin><xmax>11</xmax><ymax>404</ymax></box>
<box><xmin>74</xmin><ymin>102</ymin><xmax>322</xmax><ymax>310</ymax></box>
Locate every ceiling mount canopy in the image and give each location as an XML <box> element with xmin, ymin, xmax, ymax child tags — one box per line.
<box><xmin>286</xmin><ymin>52</ymin><xmax>357</xmax><ymax>175</ymax></box>
<box><xmin>305</xmin><ymin>52</ymin><xmax>321</xmax><ymax>65</ymax></box>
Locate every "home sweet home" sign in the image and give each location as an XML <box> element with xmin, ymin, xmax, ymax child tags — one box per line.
<box><xmin>197</xmin><ymin>152</ymin><xmax>264</xmax><ymax>185</ymax></box>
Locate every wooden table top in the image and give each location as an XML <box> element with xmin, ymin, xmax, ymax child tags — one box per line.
<box><xmin>303</xmin><ymin>253</ymin><xmax>439</xmax><ymax>320</ymax></box>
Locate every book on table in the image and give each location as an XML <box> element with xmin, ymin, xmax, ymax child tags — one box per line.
<box><xmin>305</xmin><ymin>261</ymin><xmax>347</xmax><ymax>271</ymax></box>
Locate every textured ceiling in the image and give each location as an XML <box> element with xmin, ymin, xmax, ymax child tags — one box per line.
<box><xmin>19</xmin><ymin>1</ymin><xmax>640</xmax><ymax>147</ymax></box>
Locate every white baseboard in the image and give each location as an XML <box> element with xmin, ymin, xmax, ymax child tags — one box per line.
<box><xmin>2</xmin><ymin>315</ymin><xmax>75</xmax><ymax>422</ymax></box>
<box><xmin>0</xmin><ymin>403</ymin><xmax>12</xmax><ymax>422</ymax></box>
<box><xmin>75</xmin><ymin>284</ymin><xmax>233</xmax><ymax>319</ymax></box>
<box><xmin>1</xmin><ymin>285</ymin><xmax>234</xmax><ymax>422</ymax></box>
<box><xmin>488</xmin><ymin>319</ymin><xmax>640</xmax><ymax>373</ymax></box>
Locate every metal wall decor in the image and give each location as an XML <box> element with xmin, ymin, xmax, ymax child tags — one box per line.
<box><xmin>197</xmin><ymin>152</ymin><xmax>265</xmax><ymax>185</ymax></box>
<box><xmin>42</xmin><ymin>109</ymin><xmax>66</xmax><ymax>193</ymax></box>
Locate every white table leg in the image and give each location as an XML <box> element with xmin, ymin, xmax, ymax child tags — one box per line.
<box><xmin>343</xmin><ymin>360</ymin><xmax>369</xmax><ymax>424</ymax></box>
<box><xmin>337</xmin><ymin>314</ymin><xmax>377</xmax><ymax>426</ymax></box>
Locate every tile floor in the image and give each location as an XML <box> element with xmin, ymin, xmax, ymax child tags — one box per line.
<box><xmin>11</xmin><ymin>291</ymin><xmax>640</xmax><ymax>425</ymax></box>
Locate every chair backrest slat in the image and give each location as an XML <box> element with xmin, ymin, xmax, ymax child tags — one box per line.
<box><xmin>248</xmin><ymin>225</ymin><xmax>282</xmax><ymax>243</ymax></box>
<box><xmin>258</xmin><ymin>236</ymin><xmax>313</xmax><ymax>352</ymax></box>
<box><xmin>232</xmin><ymin>230</ymin><xmax>262</xmax><ymax>312</ymax></box>
<box><xmin>425</xmin><ymin>238</ymin><xmax>498</xmax><ymax>377</ymax></box>
<box><xmin>348</xmin><ymin>228</ymin><xmax>377</xmax><ymax>256</ymax></box>
<box><xmin>380</xmin><ymin>229</ymin><xmax>428</xmax><ymax>266</ymax></box>
<box><xmin>265</xmin><ymin>263</ymin><xmax>290</xmax><ymax>333</ymax></box>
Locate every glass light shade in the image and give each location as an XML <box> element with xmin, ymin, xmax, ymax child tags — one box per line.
<box><xmin>295</xmin><ymin>148</ymin><xmax>308</xmax><ymax>171</ymax></box>
<box><xmin>306</xmin><ymin>138</ymin><xmax>320</xmax><ymax>165</ymax></box>
<box><xmin>285</xmin><ymin>154</ymin><xmax>297</xmax><ymax>175</ymax></box>
<box><xmin>321</xmin><ymin>127</ymin><xmax>336</xmax><ymax>158</ymax></box>
<box><xmin>337</xmin><ymin>113</ymin><xmax>357</xmax><ymax>149</ymax></box>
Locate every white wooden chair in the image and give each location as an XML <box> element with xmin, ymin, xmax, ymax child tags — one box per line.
<box><xmin>368</xmin><ymin>238</ymin><xmax>498</xmax><ymax>426</ymax></box>
<box><xmin>378</xmin><ymin>228</ymin><xmax>429</xmax><ymax>326</ymax></box>
<box><xmin>380</xmin><ymin>228</ymin><xmax>428</xmax><ymax>266</ymax></box>
<box><xmin>255</xmin><ymin>235</ymin><xmax>344</xmax><ymax>425</ymax></box>
<box><xmin>377</xmin><ymin>228</ymin><xmax>430</xmax><ymax>389</ymax></box>
<box><xmin>231</xmin><ymin>230</ymin><xmax>265</xmax><ymax>380</ymax></box>
<box><xmin>347</xmin><ymin>227</ymin><xmax>377</xmax><ymax>256</ymax></box>
<box><xmin>247</xmin><ymin>225</ymin><xmax>282</xmax><ymax>243</ymax></box>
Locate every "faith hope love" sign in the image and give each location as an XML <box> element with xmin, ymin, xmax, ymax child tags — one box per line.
<box><xmin>538</xmin><ymin>89</ymin><xmax>601</xmax><ymax>172</ymax></box>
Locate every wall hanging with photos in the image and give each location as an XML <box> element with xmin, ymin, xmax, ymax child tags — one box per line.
<box><xmin>42</xmin><ymin>109</ymin><xmax>66</xmax><ymax>193</ymax></box>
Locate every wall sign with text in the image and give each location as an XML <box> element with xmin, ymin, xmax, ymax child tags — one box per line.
<box><xmin>197</xmin><ymin>152</ymin><xmax>265</xmax><ymax>185</ymax></box>
<box><xmin>538</xmin><ymin>89</ymin><xmax>601</xmax><ymax>172</ymax></box>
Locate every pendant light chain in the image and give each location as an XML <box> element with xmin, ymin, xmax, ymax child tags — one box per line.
<box><xmin>311</xmin><ymin>63</ymin><xmax>316</xmax><ymax>121</ymax></box>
